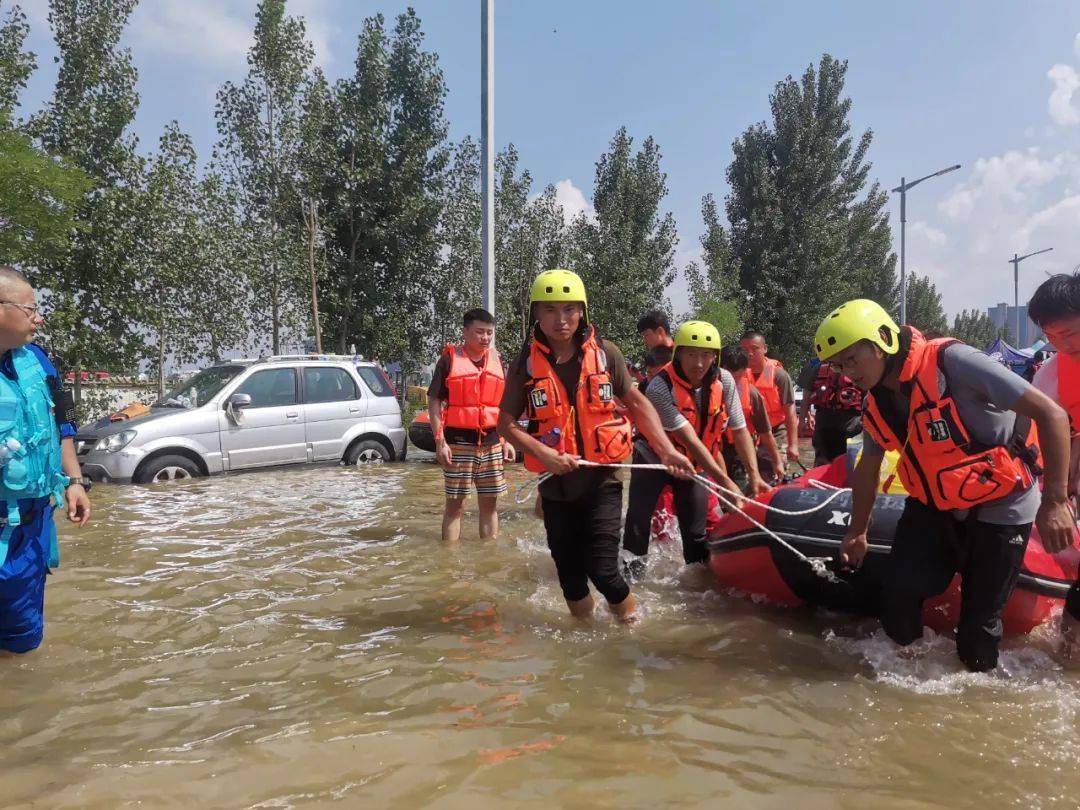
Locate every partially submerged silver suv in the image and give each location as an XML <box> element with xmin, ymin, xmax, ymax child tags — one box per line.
<box><xmin>78</xmin><ymin>355</ymin><xmax>406</xmax><ymax>484</ymax></box>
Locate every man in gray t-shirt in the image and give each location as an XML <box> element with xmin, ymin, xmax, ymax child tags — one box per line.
<box><xmin>815</xmin><ymin>299</ymin><xmax>1072</xmax><ymax>673</ymax></box>
<box><xmin>623</xmin><ymin>322</ymin><xmax>769</xmax><ymax>571</ymax></box>
<box><xmin>860</xmin><ymin>342</ymin><xmax>1040</xmax><ymax>525</ymax></box>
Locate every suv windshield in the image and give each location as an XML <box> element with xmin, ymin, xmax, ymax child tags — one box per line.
<box><xmin>156</xmin><ymin>365</ymin><xmax>244</xmax><ymax>408</ymax></box>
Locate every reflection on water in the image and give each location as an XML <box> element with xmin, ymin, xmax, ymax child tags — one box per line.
<box><xmin>2</xmin><ymin>458</ymin><xmax>1079</xmax><ymax>808</ymax></box>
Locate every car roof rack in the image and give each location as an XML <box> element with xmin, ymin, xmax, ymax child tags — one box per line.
<box><xmin>221</xmin><ymin>354</ymin><xmax>371</xmax><ymax>364</ymax></box>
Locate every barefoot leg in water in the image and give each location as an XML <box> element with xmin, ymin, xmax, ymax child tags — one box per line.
<box><xmin>566</xmin><ymin>594</ymin><xmax>595</xmax><ymax>619</ymax></box>
<box><xmin>610</xmin><ymin>593</ymin><xmax>639</xmax><ymax>623</ymax></box>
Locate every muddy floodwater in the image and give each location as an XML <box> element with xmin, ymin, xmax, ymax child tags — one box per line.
<box><xmin>2</xmin><ymin>456</ymin><xmax>1079</xmax><ymax>808</ymax></box>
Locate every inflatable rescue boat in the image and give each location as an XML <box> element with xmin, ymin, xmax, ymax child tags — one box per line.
<box><xmin>706</xmin><ymin>452</ymin><xmax>1079</xmax><ymax>636</ymax></box>
<box><xmin>408</xmin><ymin>410</ymin><xmax>436</xmax><ymax>453</ymax></box>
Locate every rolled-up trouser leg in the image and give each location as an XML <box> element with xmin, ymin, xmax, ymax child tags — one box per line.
<box><xmin>881</xmin><ymin>498</ymin><xmax>957</xmax><ymax>647</ymax></box>
<box><xmin>954</xmin><ymin>519</ymin><xmax>1032</xmax><ymax>672</ymax></box>
<box><xmin>583</xmin><ymin>483</ymin><xmax>631</xmax><ymax>605</ymax></box>
<box><xmin>541</xmin><ymin>496</ymin><xmax>591</xmax><ymax>603</ymax></box>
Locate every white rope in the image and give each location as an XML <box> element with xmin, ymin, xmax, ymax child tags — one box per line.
<box><xmin>516</xmin><ymin>459</ymin><xmax>852</xmax><ymax>582</ymax></box>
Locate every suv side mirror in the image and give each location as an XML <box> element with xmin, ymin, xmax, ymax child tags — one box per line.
<box><xmin>227</xmin><ymin>393</ymin><xmax>252</xmax><ymax>410</ymax></box>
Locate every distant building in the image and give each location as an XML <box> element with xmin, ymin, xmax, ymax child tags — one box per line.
<box><xmin>987</xmin><ymin>302</ymin><xmax>1044</xmax><ymax>347</ymax></box>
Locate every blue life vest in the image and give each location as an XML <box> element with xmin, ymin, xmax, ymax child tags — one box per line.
<box><xmin>0</xmin><ymin>347</ymin><xmax>68</xmax><ymax>567</ymax></box>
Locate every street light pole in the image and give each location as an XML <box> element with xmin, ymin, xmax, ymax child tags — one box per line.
<box><xmin>480</xmin><ymin>0</ymin><xmax>495</xmax><ymax>313</ymax></box>
<box><xmin>1009</xmin><ymin>247</ymin><xmax>1053</xmax><ymax>345</ymax></box>
<box><xmin>892</xmin><ymin>163</ymin><xmax>961</xmax><ymax>325</ymax></box>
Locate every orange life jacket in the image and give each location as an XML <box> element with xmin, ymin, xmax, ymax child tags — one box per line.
<box><xmin>725</xmin><ymin>372</ymin><xmax>758</xmax><ymax>445</ymax></box>
<box><xmin>808</xmin><ymin>363</ymin><xmax>862</xmax><ymax>411</ymax></box>
<box><xmin>523</xmin><ymin>327</ymin><xmax>633</xmax><ymax>474</ymax></box>
<box><xmin>751</xmin><ymin>358</ymin><xmax>786</xmax><ymax>429</ymax></box>
<box><xmin>653</xmin><ymin>362</ymin><xmax>728</xmax><ymax>466</ymax></box>
<box><xmin>862</xmin><ymin>328</ymin><xmax>1042</xmax><ymax>511</ymax></box>
<box><xmin>1056</xmin><ymin>351</ymin><xmax>1080</xmax><ymax>433</ymax></box>
<box><xmin>441</xmin><ymin>344</ymin><xmax>504</xmax><ymax>435</ymax></box>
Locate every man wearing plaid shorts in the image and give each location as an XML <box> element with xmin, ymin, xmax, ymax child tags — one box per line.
<box><xmin>428</xmin><ymin>308</ymin><xmax>515</xmax><ymax>543</ymax></box>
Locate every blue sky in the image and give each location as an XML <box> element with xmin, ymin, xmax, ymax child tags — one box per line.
<box><xmin>13</xmin><ymin>0</ymin><xmax>1080</xmax><ymax>322</ymax></box>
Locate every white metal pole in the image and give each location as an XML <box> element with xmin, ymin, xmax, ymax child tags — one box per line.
<box><xmin>480</xmin><ymin>0</ymin><xmax>495</xmax><ymax>313</ymax></box>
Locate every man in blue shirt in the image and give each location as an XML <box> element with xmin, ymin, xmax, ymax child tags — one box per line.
<box><xmin>0</xmin><ymin>266</ymin><xmax>91</xmax><ymax>654</ymax></box>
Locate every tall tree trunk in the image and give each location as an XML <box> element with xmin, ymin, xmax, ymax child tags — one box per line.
<box><xmin>156</xmin><ymin>320</ymin><xmax>165</xmax><ymax>401</ymax></box>
<box><xmin>73</xmin><ymin>354</ymin><xmax>82</xmax><ymax>407</ymax></box>
<box><xmin>271</xmin><ymin>272</ymin><xmax>281</xmax><ymax>355</ymax></box>
<box><xmin>304</xmin><ymin>198</ymin><xmax>323</xmax><ymax>352</ymax></box>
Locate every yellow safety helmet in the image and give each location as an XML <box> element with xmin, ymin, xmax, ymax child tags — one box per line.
<box><xmin>529</xmin><ymin>269</ymin><xmax>588</xmax><ymax>321</ymax></box>
<box><xmin>814</xmin><ymin>298</ymin><xmax>900</xmax><ymax>360</ymax></box>
<box><xmin>673</xmin><ymin>320</ymin><xmax>722</xmax><ymax>352</ymax></box>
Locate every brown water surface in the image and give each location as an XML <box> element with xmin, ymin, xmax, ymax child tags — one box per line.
<box><xmin>2</xmin><ymin>458</ymin><xmax>1078</xmax><ymax>808</ymax></box>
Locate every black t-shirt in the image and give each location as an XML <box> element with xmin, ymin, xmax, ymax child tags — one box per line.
<box><xmin>427</xmin><ymin>351</ymin><xmax>500</xmax><ymax>446</ymax></box>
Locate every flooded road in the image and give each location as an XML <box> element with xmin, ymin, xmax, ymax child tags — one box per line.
<box><xmin>3</xmin><ymin>457</ymin><xmax>1079</xmax><ymax>808</ymax></box>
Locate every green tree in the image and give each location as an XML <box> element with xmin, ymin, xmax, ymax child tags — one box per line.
<box><xmin>571</xmin><ymin>127</ymin><xmax>677</xmax><ymax>347</ymax></box>
<box><xmin>0</xmin><ymin>120</ymin><xmax>90</xmax><ymax>265</ymax></box>
<box><xmin>724</xmin><ymin>54</ymin><xmax>896</xmax><ymax>369</ymax></box>
<box><xmin>685</xmin><ymin>194</ymin><xmax>737</xmax><ymax>306</ymax></box>
<box><xmin>429</xmin><ymin>137</ymin><xmax>480</xmax><ymax>355</ymax></box>
<box><xmin>28</xmin><ymin>0</ymin><xmax>143</xmax><ymax>398</ymax></box>
<box><xmin>133</xmin><ymin>123</ymin><xmax>200</xmax><ymax>397</ymax></box>
<box><xmin>215</xmin><ymin>0</ymin><xmax>314</xmax><ymax>354</ymax></box>
<box><xmin>693</xmin><ymin>297</ymin><xmax>743</xmax><ymax>347</ymax></box>
<box><xmin>322</xmin><ymin>8</ymin><xmax>449</xmax><ymax>365</ymax></box>
<box><xmin>951</xmin><ymin>308</ymin><xmax>1002</xmax><ymax>350</ymax></box>
<box><xmin>297</xmin><ymin>68</ymin><xmax>334</xmax><ymax>352</ymax></box>
<box><xmin>502</xmin><ymin>183</ymin><xmax>566</xmax><ymax>349</ymax></box>
<box><xmin>183</xmin><ymin>170</ymin><xmax>255</xmax><ymax>365</ymax></box>
<box><xmin>0</xmin><ymin>4</ymin><xmax>35</xmax><ymax>117</ymax></box>
<box><xmin>684</xmin><ymin>195</ymin><xmax>742</xmax><ymax>344</ymax></box>
<box><xmin>494</xmin><ymin>145</ymin><xmax>567</xmax><ymax>350</ymax></box>
<box><xmin>1</xmin><ymin>5</ymin><xmax>89</xmax><ymax>267</ymax></box>
<box><xmin>904</xmin><ymin>272</ymin><xmax>948</xmax><ymax>335</ymax></box>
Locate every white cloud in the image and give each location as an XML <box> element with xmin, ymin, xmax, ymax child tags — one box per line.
<box><xmin>1048</xmin><ymin>63</ymin><xmax>1080</xmax><ymax>126</ymax></box>
<box><xmin>127</xmin><ymin>0</ymin><xmax>334</xmax><ymax>74</ymax></box>
<box><xmin>903</xmin><ymin>146</ymin><xmax>1080</xmax><ymax>319</ymax></box>
<box><xmin>552</xmin><ymin>179</ymin><xmax>595</xmax><ymax>225</ymax></box>
<box><xmin>131</xmin><ymin>0</ymin><xmax>252</xmax><ymax>71</ymax></box>
<box><xmin>908</xmin><ymin>221</ymin><xmax>947</xmax><ymax>248</ymax></box>
<box><xmin>938</xmin><ymin>149</ymin><xmax>1074</xmax><ymax>221</ymax></box>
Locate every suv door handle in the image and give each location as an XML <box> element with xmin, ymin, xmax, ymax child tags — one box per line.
<box><xmin>349</xmin><ymin>407</ymin><xmax>361</xmax><ymax>413</ymax></box>
<box><xmin>286</xmin><ymin>411</ymin><xmax>299</xmax><ymax>418</ymax></box>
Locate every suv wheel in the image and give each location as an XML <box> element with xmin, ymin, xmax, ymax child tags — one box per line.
<box><xmin>136</xmin><ymin>455</ymin><xmax>202</xmax><ymax>484</ymax></box>
<box><xmin>346</xmin><ymin>439</ymin><xmax>390</xmax><ymax>465</ymax></box>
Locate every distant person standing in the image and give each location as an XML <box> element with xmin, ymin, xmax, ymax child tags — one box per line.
<box><xmin>798</xmin><ymin>358</ymin><xmax>863</xmax><ymax>465</ymax></box>
<box><xmin>720</xmin><ymin>345</ymin><xmax>782</xmax><ymax>488</ymax></box>
<box><xmin>740</xmin><ymin>330</ymin><xmax>800</xmax><ymax>478</ymax></box>
<box><xmin>623</xmin><ymin>321</ymin><xmax>766</xmax><ymax>571</ymax></box>
<box><xmin>637</xmin><ymin>310</ymin><xmax>675</xmax><ymax>350</ymax></box>
<box><xmin>427</xmin><ymin>308</ymin><xmax>514</xmax><ymax>544</ymax></box>
<box><xmin>0</xmin><ymin>266</ymin><xmax>91</xmax><ymax>655</ymax></box>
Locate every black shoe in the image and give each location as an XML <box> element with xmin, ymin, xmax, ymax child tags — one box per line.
<box><xmin>622</xmin><ymin>556</ymin><xmax>648</xmax><ymax>582</ymax></box>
